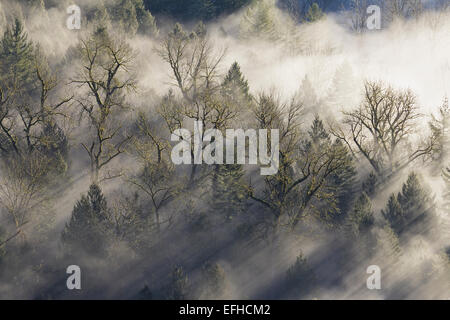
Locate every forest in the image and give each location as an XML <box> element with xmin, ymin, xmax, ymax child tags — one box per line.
<box><xmin>0</xmin><ymin>0</ymin><xmax>448</xmax><ymax>299</ymax></box>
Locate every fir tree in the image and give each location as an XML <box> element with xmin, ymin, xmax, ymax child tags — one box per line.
<box><xmin>429</xmin><ymin>97</ymin><xmax>450</xmax><ymax>166</ymax></box>
<box><xmin>347</xmin><ymin>192</ymin><xmax>374</xmax><ymax>238</ymax></box>
<box><xmin>223</xmin><ymin>61</ymin><xmax>251</xmax><ymax>101</ymax></box>
<box><xmin>0</xmin><ymin>18</ymin><xmax>36</xmax><ymax>96</ymax></box>
<box><xmin>211</xmin><ymin>164</ymin><xmax>247</xmax><ymax>221</ymax></box>
<box><xmin>362</xmin><ymin>172</ymin><xmax>378</xmax><ymax>198</ymax></box>
<box><xmin>62</xmin><ymin>184</ymin><xmax>112</xmax><ymax>255</ymax></box>
<box><xmin>304</xmin><ymin>3</ymin><xmax>324</xmax><ymax>23</ymax></box>
<box><xmin>384</xmin><ymin>172</ymin><xmax>436</xmax><ymax>237</ymax></box>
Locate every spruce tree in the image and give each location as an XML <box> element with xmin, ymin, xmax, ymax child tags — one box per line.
<box><xmin>0</xmin><ymin>18</ymin><xmax>35</xmax><ymax>97</ymax></box>
<box><xmin>384</xmin><ymin>172</ymin><xmax>435</xmax><ymax>237</ymax></box>
<box><xmin>305</xmin><ymin>3</ymin><xmax>324</xmax><ymax>23</ymax></box>
<box><xmin>223</xmin><ymin>62</ymin><xmax>251</xmax><ymax>101</ymax></box>
<box><xmin>62</xmin><ymin>184</ymin><xmax>112</xmax><ymax>255</ymax></box>
<box><xmin>347</xmin><ymin>192</ymin><xmax>374</xmax><ymax>238</ymax></box>
<box><xmin>211</xmin><ymin>164</ymin><xmax>247</xmax><ymax>221</ymax></box>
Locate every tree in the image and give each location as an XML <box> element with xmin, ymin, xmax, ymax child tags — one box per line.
<box><xmin>249</xmin><ymin>103</ymin><xmax>355</xmax><ymax>230</ymax></box>
<box><xmin>0</xmin><ymin>20</ymin><xmax>71</xmax><ymax>159</ymax></box>
<box><xmin>304</xmin><ymin>2</ymin><xmax>324</xmax><ymax>23</ymax></box>
<box><xmin>285</xmin><ymin>252</ymin><xmax>316</xmax><ymax>298</ymax></box>
<box><xmin>347</xmin><ymin>192</ymin><xmax>374</xmax><ymax>238</ymax></box>
<box><xmin>331</xmin><ymin>81</ymin><xmax>435</xmax><ymax>179</ymax></box>
<box><xmin>211</xmin><ymin>164</ymin><xmax>247</xmax><ymax>221</ymax></box>
<box><xmin>429</xmin><ymin>97</ymin><xmax>450</xmax><ymax>167</ymax></box>
<box><xmin>159</xmin><ymin>23</ymin><xmax>240</xmax><ymax>182</ymax></box>
<box><xmin>384</xmin><ymin>0</ymin><xmax>423</xmax><ymax>22</ymax></box>
<box><xmin>61</xmin><ymin>184</ymin><xmax>112</xmax><ymax>255</ymax></box>
<box><xmin>362</xmin><ymin>171</ymin><xmax>378</xmax><ymax>198</ymax></box>
<box><xmin>200</xmin><ymin>262</ymin><xmax>226</xmax><ymax>299</ymax></box>
<box><xmin>240</xmin><ymin>0</ymin><xmax>279</xmax><ymax>42</ymax></box>
<box><xmin>165</xmin><ymin>265</ymin><xmax>190</xmax><ymax>300</ymax></box>
<box><xmin>73</xmin><ymin>26</ymin><xmax>136</xmax><ymax>183</ymax></box>
<box><xmin>222</xmin><ymin>62</ymin><xmax>251</xmax><ymax>103</ymax></box>
<box><xmin>383</xmin><ymin>172</ymin><xmax>436</xmax><ymax>237</ymax></box>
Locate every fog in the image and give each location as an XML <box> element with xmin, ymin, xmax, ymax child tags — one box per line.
<box><xmin>0</xmin><ymin>0</ymin><xmax>448</xmax><ymax>299</ymax></box>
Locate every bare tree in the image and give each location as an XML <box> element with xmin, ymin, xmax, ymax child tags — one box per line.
<box><xmin>72</xmin><ymin>27</ymin><xmax>136</xmax><ymax>183</ymax></box>
<box><xmin>330</xmin><ymin>81</ymin><xmax>435</xmax><ymax>178</ymax></box>
<box><xmin>127</xmin><ymin>112</ymin><xmax>179</xmax><ymax>233</ymax></box>
<box><xmin>159</xmin><ymin>23</ymin><xmax>242</xmax><ymax>182</ymax></box>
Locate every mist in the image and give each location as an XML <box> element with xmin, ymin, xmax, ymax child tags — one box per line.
<box><xmin>0</xmin><ymin>0</ymin><xmax>448</xmax><ymax>300</ymax></box>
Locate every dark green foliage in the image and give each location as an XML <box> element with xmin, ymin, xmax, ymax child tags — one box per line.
<box><xmin>285</xmin><ymin>253</ymin><xmax>316</xmax><ymax>298</ymax></box>
<box><xmin>383</xmin><ymin>172</ymin><xmax>435</xmax><ymax>237</ymax></box>
<box><xmin>144</xmin><ymin>0</ymin><xmax>252</xmax><ymax>22</ymax></box>
<box><xmin>0</xmin><ymin>18</ymin><xmax>36</xmax><ymax>97</ymax></box>
<box><xmin>223</xmin><ymin>62</ymin><xmax>251</xmax><ymax>102</ymax></box>
<box><xmin>305</xmin><ymin>2</ymin><xmax>324</xmax><ymax>22</ymax></box>
<box><xmin>61</xmin><ymin>184</ymin><xmax>112</xmax><ymax>256</ymax></box>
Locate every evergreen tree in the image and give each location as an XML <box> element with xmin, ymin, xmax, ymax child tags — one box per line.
<box><xmin>382</xmin><ymin>194</ymin><xmax>403</xmax><ymax>233</ymax></box>
<box><xmin>285</xmin><ymin>252</ymin><xmax>316</xmax><ymax>298</ymax></box>
<box><xmin>384</xmin><ymin>172</ymin><xmax>436</xmax><ymax>237</ymax></box>
<box><xmin>0</xmin><ymin>18</ymin><xmax>36</xmax><ymax>97</ymax></box>
<box><xmin>429</xmin><ymin>97</ymin><xmax>450</xmax><ymax>166</ymax></box>
<box><xmin>347</xmin><ymin>192</ymin><xmax>374</xmax><ymax>238</ymax></box>
<box><xmin>304</xmin><ymin>2</ymin><xmax>324</xmax><ymax>23</ymax></box>
<box><xmin>362</xmin><ymin>172</ymin><xmax>378</xmax><ymax>198</ymax></box>
<box><xmin>200</xmin><ymin>262</ymin><xmax>226</xmax><ymax>299</ymax></box>
<box><xmin>240</xmin><ymin>0</ymin><xmax>279</xmax><ymax>42</ymax></box>
<box><xmin>166</xmin><ymin>265</ymin><xmax>190</xmax><ymax>300</ymax></box>
<box><xmin>61</xmin><ymin>184</ymin><xmax>112</xmax><ymax>255</ymax></box>
<box><xmin>298</xmin><ymin>75</ymin><xmax>318</xmax><ymax>112</ymax></box>
<box><xmin>211</xmin><ymin>164</ymin><xmax>247</xmax><ymax>221</ymax></box>
<box><xmin>223</xmin><ymin>62</ymin><xmax>251</xmax><ymax>101</ymax></box>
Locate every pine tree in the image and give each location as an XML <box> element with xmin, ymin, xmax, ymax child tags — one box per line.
<box><xmin>298</xmin><ymin>75</ymin><xmax>318</xmax><ymax>111</ymax></box>
<box><xmin>166</xmin><ymin>265</ymin><xmax>190</xmax><ymax>300</ymax></box>
<box><xmin>308</xmin><ymin>116</ymin><xmax>357</xmax><ymax>224</ymax></box>
<box><xmin>240</xmin><ymin>0</ymin><xmax>279</xmax><ymax>42</ymax></box>
<box><xmin>211</xmin><ymin>164</ymin><xmax>247</xmax><ymax>221</ymax></box>
<box><xmin>429</xmin><ymin>97</ymin><xmax>450</xmax><ymax>166</ymax></box>
<box><xmin>362</xmin><ymin>172</ymin><xmax>378</xmax><ymax>198</ymax></box>
<box><xmin>304</xmin><ymin>3</ymin><xmax>324</xmax><ymax>23</ymax></box>
<box><xmin>133</xmin><ymin>0</ymin><xmax>158</xmax><ymax>36</ymax></box>
<box><xmin>62</xmin><ymin>184</ymin><xmax>112</xmax><ymax>255</ymax></box>
<box><xmin>0</xmin><ymin>18</ymin><xmax>35</xmax><ymax>96</ymax></box>
<box><xmin>200</xmin><ymin>262</ymin><xmax>226</xmax><ymax>298</ymax></box>
<box><xmin>223</xmin><ymin>62</ymin><xmax>251</xmax><ymax>101</ymax></box>
<box><xmin>382</xmin><ymin>194</ymin><xmax>403</xmax><ymax>231</ymax></box>
<box><xmin>385</xmin><ymin>172</ymin><xmax>436</xmax><ymax>237</ymax></box>
<box><xmin>285</xmin><ymin>252</ymin><xmax>316</xmax><ymax>298</ymax></box>
<box><xmin>347</xmin><ymin>192</ymin><xmax>374</xmax><ymax>238</ymax></box>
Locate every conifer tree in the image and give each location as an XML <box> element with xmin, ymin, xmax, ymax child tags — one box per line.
<box><xmin>347</xmin><ymin>192</ymin><xmax>374</xmax><ymax>238</ymax></box>
<box><xmin>62</xmin><ymin>184</ymin><xmax>112</xmax><ymax>255</ymax></box>
<box><xmin>0</xmin><ymin>18</ymin><xmax>35</xmax><ymax>97</ymax></box>
<box><xmin>304</xmin><ymin>3</ymin><xmax>324</xmax><ymax>23</ymax></box>
<box><xmin>429</xmin><ymin>97</ymin><xmax>450</xmax><ymax>165</ymax></box>
<box><xmin>384</xmin><ymin>172</ymin><xmax>435</xmax><ymax>237</ymax></box>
